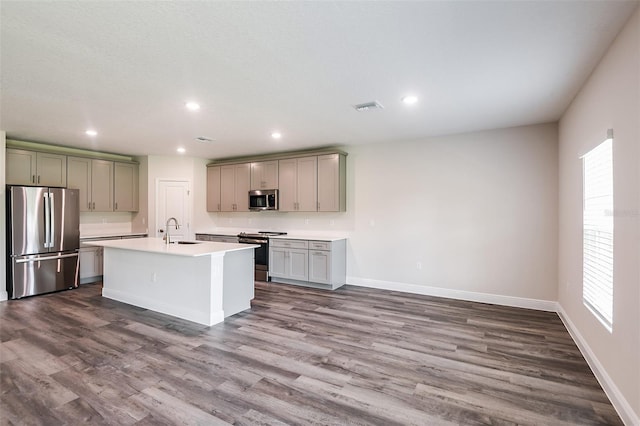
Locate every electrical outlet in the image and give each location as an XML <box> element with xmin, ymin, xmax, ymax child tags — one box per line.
<box><xmin>305</xmin><ymin>218</ymin><xmax>310</xmax><ymax>225</ymax></box>
<box><xmin>151</xmin><ymin>272</ymin><xmax>157</xmax><ymax>282</ymax></box>
<box><xmin>416</xmin><ymin>262</ymin><xmax>422</xmax><ymax>270</ymax></box>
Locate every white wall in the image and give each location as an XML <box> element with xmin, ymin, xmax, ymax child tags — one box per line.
<box><xmin>558</xmin><ymin>7</ymin><xmax>639</xmax><ymax>424</ymax></box>
<box><xmin>145</xmin><ymin>155</ymin><xmax>211</xmax><ymax>240</ymax></box>
<box><xmin>0</xmin><ymin>131</ymin><xmax>7</xmax><ymax>301</ymax></box>
<box><xmin>200</xmin><ymin>123</ymin><xmax>559</xmax><ymax>305</ymax></box>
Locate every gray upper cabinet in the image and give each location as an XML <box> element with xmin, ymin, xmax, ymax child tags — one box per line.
<box><xmin>317</xmin><ymin>153</ymin><xmax>346</xmax><ymax>212</ymax></box>
<box><xmin>207</xmin><ymin>150</ymin><xmax>346</xmax><ymax>213</ymax></box>
<box><xmin>206</xmin><ymin>166</ymin><xmax>222</xmax><ymax>212</ymax></box>
<box><xmin>250</xmin><ymin>160</ymin><xmax>278</xmax><ymax>190</ymax></box>
<box><xmin>67</xmin><ymin>157</ymin><xmax>114</xmax><ymax>212</ymax></box>
<box><xmin>90</xmin><ymin>159</ymin><xmax>114</xmax><ymax>212</ymax></box>
<box><xmin>278</xmin><ymin>156</ymin><xmax>317</xmax><ymax>212</ymax></box>
<box><xmin>220</xmin><ymin>163</ymin><xmax>250</xmax><ymax>212</ymax></box>
<box><xmin>6</xmin><ymin>149</ymin><xmax>67</xmax><ymax>187</ymax></box>
<box><xmin>114</xmin><ymin>162</ymin><xmax>139</xmax><ymax>212</ymax></box>
<box><xmin>67</xmin><ymin>156</ymin><xmax>93</xmax><ymax>212</ymax></box>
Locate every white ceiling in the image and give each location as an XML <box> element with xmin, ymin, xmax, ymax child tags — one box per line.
<box><xmin>1</xmin><ymin>1</ymin><xmax>637</xmax><ymax>159</ymax></box>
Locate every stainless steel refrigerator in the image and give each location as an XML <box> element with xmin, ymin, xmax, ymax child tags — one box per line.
<box><xmin>6</xmin><ymin>186</ymin><xmax>80</xmax><ymax>299</ymax></box>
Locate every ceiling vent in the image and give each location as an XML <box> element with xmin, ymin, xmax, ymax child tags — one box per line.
<box><xmin>353</xmin><ymin>101</ymin><xmax>384</xmax><ymax>111</ymax></box>
<box><xmin>195</xmin><ymin>136</ymin><xmax>215</xmax><ymax>143</ymax></box>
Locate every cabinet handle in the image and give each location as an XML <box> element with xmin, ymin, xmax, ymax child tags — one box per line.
<box><xmin>37</xmin><ymin>175</ymin><xmax>41</xmax><ymax>184</ymax></box>
<box><xmin>88</xmin><ymin>202</ymin><xmax>91</xmax><ymax>210</ymax></box>
<box><xmin>217</xmin><ymin>203</ymin><xmax>221</xmax><ymax>211</ymax></box>
<box><xmin>32</xmin><ymin>175</ymin><xmax>35</xmax><ymax>183</ymax></box>
<box><xmin>317</xmin><ymin>202</ymin><xmax>320</xmax><ymax>210</ymax></box>
<box><xmin>115</xmin><ymin>202</ymin><xmax>118</xmax><ymax>210</ymax></box>
<box><xmin>93</xmin><ymin>202</ymin><xmax>95</xmax><ymax>210</ymax></box>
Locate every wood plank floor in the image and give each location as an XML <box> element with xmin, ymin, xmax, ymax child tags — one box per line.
<box><xmin>0</xmin><ymin>282</ymin><xmax>622</xmax><ymax>425</ymax></box>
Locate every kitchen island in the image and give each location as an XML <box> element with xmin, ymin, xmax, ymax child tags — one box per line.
<box><xmin>84</xmin><ymin>237</ymin><xmax>258</xmax><ymax>326</ymax></box>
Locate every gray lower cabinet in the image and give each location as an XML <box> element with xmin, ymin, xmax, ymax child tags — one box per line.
<box><xmin>270</xmin><ymin>239</ymin><xmax>309</xmax><ymax>281</ymax></box>
<box><xmin>79</xmin><ymin>234</ymin><xmax>147</xmax><ymax>283</ymax></box>
<box><xmin>269</xmin><ymin>238</ymin><xmax>346</xmax><ymax>289</ymax></box>
<box><xmin>79</xmin><ymin>245</ymin><xmax>104</xmax><ymax>284</ymax></box>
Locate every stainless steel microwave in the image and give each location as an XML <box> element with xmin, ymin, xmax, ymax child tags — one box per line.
<box><xmin>249</xmin><ymin>189</ymin><xmax>278</xmax><ymax>211</ymax></box>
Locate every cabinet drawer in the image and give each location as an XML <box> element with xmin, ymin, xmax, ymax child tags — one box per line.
<box><xmin>270</xmin><ymin>239</ymin><xmax>308</xmax><ymax>249</ymax></box>
<box><xmin>309</xmin><ymin>241</ymin><xmax>331</xmax><ymax>251</ymax></box>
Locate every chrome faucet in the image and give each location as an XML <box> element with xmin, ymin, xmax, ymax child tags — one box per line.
<box><xmin>164</xmin><ymin>217</ymin><xmax>180</xmax><ymax>245</ymax></box>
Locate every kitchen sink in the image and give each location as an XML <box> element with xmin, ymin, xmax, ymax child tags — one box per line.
<box><xmin>174</xmin><ymin>241</ymin><xmax>201</xmax><ymax>245</ymax></box>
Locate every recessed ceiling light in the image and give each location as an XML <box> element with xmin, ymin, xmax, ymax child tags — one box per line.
<box><xmin>177</xmin><ymin>147</ymin><xmax>186</xmax><ymax>154</ymax></box>
<box><xmin>271</xmin><ymin>132</ymin><xmax>282</xmax><ymax>139</ymax></box>
<box><xmin>401</xmin><ymin>95</ymin><xmax>418</xmax><ymax>105</ymax></box>
<box><xmin>85</xmin><ymin>129</ymin><xmax>98</xmax><ymax>137</ymax></box>
<box><xmin>185</xmin><ymin>101</ymin><xmax>200</xmax><ymax>111</ymax></box>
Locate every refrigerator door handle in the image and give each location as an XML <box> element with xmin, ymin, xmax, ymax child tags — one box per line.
<box><xmin>44</xmin><ymin>192</ymin><xmax>51</xmax><ymax>248</ymax></box>
<box><xmin>15</xmin><ymin>252</ymin><xmax>79</xmax><ymax>264</ymax></box>
<box><xmin>49</xmin><ymin>192</ymin><xmax>55</xmax><ymax>249</ymax></box>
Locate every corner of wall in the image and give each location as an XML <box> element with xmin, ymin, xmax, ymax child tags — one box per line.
<box><xmin>1</xmin><ymin>130</ymin><xmax>8</xmax><ymax>301</ymax></box>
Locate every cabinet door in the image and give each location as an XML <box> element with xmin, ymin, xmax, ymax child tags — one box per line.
<box><xmin>67</xmin><ymin>157</ymin><xmax>92</xmax><ymax>211</ymax></box>
<box><xmin>206</xmin><ymin>166</ymin><xmax>221</xmax><ymax>212</ymax></box>
<box><xmin>296</xmin><ymin>156</ymin><xmax>318</xmax><ymax>212</ymax></box>
<box><xmin>91</xmin><ymin>160</ymin><xmax>114</xmax><ymax>211</ymax></box>
<box><xmin>251</xmin><ymin>161</ymin><xmax>278</xmax><ymax>189</ymax></box>
<box><xmin>79</xmin><ymin>246</ymin><xmax>102</xmax><ymax>282</ymax></box>
<box><xmin>220</xmin><ymin>165</ymin><xmax>236</xmax><ymax>211</ymax></box>
<box><xmin>278</xmin><ymin>159</ymin><xmax>297</xmax><ymax>211</ymax></box>
<box><xmin>114</xmin><ymin>162</ymin><xmax>138</xmax><ymax>211</ymax></box>
<box><xmin>317</xmin><ymin>154</ymin><xmax>342</xmax><ymax>212</ymax></box>
<box><xmin>36</xmin><ymin>152</ymin><xmax>67</xmax><ymax>187</ymax></box>
<box><xmin>96</xmin><ymin>247</ymin><xmax>104</xmax><ymax>275</ymax></box>
<box><xmin>234</xmin><ymin>163</ymin><xmax>251</xmax><ymax>212</ymax></box>
<box><xmin>6</xmin><ymin>149</ymin><xmax>37</xmax><ymax>185</ymax></box>
<box><xmin>309</xmin><ymin>250</ymin><xmax>331</xmax><ymax>284</ymax></box>
<box><xmin>288</xmin><ymin>249</ymin><xmax>309</xmax><ymax>281</ymax></box>
<box><xmin>269</xmin><ymin>247</ymin><xmax>288</xmax><ymax>278</ymax></box>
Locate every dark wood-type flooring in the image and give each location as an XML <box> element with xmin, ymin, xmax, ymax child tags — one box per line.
<box><xmin>0</xmin><ymin>282</ymin><xmax>622</xmax><ymax>425</ymax></box>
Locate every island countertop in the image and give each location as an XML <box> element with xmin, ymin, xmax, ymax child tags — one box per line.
<box><xmin>85</xmin><ymin>237</ymin><xmax>258</xmax><ymax>257</ymax></box>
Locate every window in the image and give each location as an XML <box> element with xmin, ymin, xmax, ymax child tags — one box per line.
<box><xmin>582</xmin><ymin>135</ymin><xmax>614</xmax><ymax>331</ymax></box>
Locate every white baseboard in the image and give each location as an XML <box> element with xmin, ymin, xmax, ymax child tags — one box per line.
<box><xmin>103</xmin><ymin>288</ymin><xmax>225</xmax><ymax>327</ymax></box>
<box><xmin>0</xmin><ymin>290</ymin><xmax>7</xmax><ymax>302</ymax></box>
<box><xmin>346</xmin><ymin>276</ymin><xmax>557</xmax><ymax>311</ymax></box>
<box><xmin>557</xmin><ymin>305</ymin><xmax>639</xmax><ymax>426</ymax></box>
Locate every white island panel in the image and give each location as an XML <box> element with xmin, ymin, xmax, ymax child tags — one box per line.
<box><xmin>88</xmin><ymin>238</ymin><xmax>256</xmax><ymax>326</ymax></box>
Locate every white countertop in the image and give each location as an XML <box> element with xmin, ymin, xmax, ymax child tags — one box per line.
<box><xmin>84</xmin><ymin>237</ymin><xmax>258</xmax><ymax>257</ymax></box>
<box><xmin>80</xmin><ymin>232</ymin><xmax>148</xmax><ymax>240</ymax></box>
<box><xmin>196</xmin><ymin>229</ymin><xmax>347</xmax><ymax>242</ymax></box>
<box><xmin>269</xmin><ymin>234</ymin><xmax>346</xmax><ymax>242</ymax></box>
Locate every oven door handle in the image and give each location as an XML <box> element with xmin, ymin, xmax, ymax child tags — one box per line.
<box><xmin>239</xmin><ymin>238</ymin><xmax>267</xmax><ymax>244</ymax></box>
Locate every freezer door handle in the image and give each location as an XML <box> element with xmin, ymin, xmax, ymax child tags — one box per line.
<box><xmin>44</xmin><ymin>192</ymin><xmax>51</xmax><ymax>248</ymax></box>
<box><xmin>49</xmin><ymin>192</ymin><xmax>55</xmax><ymax>248</ymax></box>
<box><xmin>15</xmin><ymin>252</ymin><xmax>79</xmax><ymax>264</ymax></box>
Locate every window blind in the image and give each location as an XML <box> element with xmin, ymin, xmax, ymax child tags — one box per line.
<box><xmin>582</xmin><ymin>138</ymin><xmax>613</xmax><ymax>331</ymax></box>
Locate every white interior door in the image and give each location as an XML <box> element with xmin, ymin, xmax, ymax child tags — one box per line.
<box><xmin>156</xmin><ymin>180</ymin><xmax>191</xmax><ymax>241</ymax></box>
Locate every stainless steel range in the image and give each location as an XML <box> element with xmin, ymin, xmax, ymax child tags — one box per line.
<box><xmin>237</xmin><ymin>231</ymin><xmax>287</xmax><ymax>281</ymax></box>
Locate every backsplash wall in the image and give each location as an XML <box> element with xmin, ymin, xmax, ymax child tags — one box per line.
<box><xmin>79</xmin><ymin>212</ymin><xmax>134</xmax><ymax>236</ymax></box>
